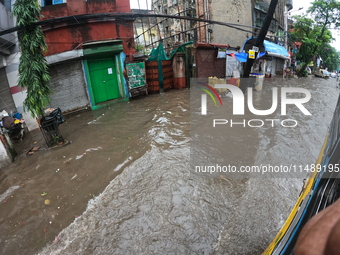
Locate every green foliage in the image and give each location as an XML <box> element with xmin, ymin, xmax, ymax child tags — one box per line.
<box><xmin>291</xmin><ymin>15</ymin><xmax>333</xmax><ymax>63</ymax></box>
<box><xmin>308</xmin><ymin>0</ymin><xmax>340</xmax><ymax>28</ymax></box>
<box><xmin>320</xmin><ymin>44</ymin><xmax>340</xmax><ymax>71</ymax></box>
<box><xmin>135</xmin><ymin>43</ymin><xmax>145</xmax><ymax>53</ymax></box>
<box><xmin>291</xmin><ymin>0</ymin><xmax>340</xmax><ymax>75</ymax></box>
<box><xmin>300</xmin><ymin>69</ymin><xmax>308</xmax><ymax>77</ymax></box>
<box><xmin>12</xmin><ymin>0</ymin><xmax>52</xmax><ymax>118</ymax></box>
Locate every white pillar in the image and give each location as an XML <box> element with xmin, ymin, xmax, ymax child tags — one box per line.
<box><xmin>284</xmin><ymin>6</ymin><xmax>288</xmax><ymax>50</ymax></box>
<box><xmin>5</xmin><ymin>52</ymin><xmax>39</xmax><ymax>131</ymax></box>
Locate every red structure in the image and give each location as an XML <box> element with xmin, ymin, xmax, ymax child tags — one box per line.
<box><xmin>40</xmin><ymin>0</ymin><xmax>135</xmax><ymax>58</ymax></box>
<box><xmin>195</xmin><ymin>43</ymin><xmax>230</xmax><ymax>78</ymax></box>
<box><xmin>32</xmin><ymin>0</ymin><xmax>138</xmax><ymax>113</ymax></box>
<box><xmin>172</xmin><ymin>53</ymin><xmax>186</xmax><ymax>89</ymax></box>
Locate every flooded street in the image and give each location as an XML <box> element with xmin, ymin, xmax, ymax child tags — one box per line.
<box><xmin>0</xmin><ymin>76</ymin><xmax>338</xmax><ymax>255</ymax></box>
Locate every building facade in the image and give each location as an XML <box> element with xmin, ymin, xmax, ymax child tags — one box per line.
<box><xmin>1</xmin><ymin>0</ymin><xmax>294</xmax><ymax>132</ymax></box>
<box><xmin>1</xmin><ymin>0</ymin><xmax>136</xmax><ymax>131</ymax></box>
<box><xmin>132</xmin><ymin>9</ymin><xmax>160</xmax><ymax>54</ymax></box>
<box><xmin>39</xmin><ymin>0</ymin><xmax>135</xmax><ymax>113</ymax></box>
<box><xmin>151</xmin><ymin>0</ymin><xmax>196</xmax><ymax>51</ymax></box>
<box><xmin>150</xmin><ymin>0</ymin><xmax>292</xmax><ymax>77</ymax></box>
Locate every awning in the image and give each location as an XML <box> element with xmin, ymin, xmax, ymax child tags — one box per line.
<box><xmin>241</xmin><ymin>37</ymin><xmax>290</xmax><ymax>60</ymax></box>
<box><xmin>263</xmin><ymin>40</ymin><xmax>290</xmax><ymax>60</ymax></box>
<box><xmin>266</xmin><ymin>52</ymin><xmax>290</xmax><ymax>60</ymax></box>
<box><xmin>83</xmin><ymin>40</ymin><xmax>123</xmax><ymax>58</ymax></box>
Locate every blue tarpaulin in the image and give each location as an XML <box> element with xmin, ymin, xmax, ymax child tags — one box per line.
<box><xmin>227</xmin><ymin>51</ymin><xmax>268</xmax><ymax>62</ymax></box>
<box><xmin>120</xmin><ymin>52</ymin><xmax>130</xmax><ymax>98</ymax></box>
<box><xmin>228</xmin><ymin>52</ymin><xmax>248</xmax><ymax>62</ymax></box>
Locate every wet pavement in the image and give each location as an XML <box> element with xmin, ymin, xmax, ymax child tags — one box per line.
<box><xmin>0</xmin><ymin>76</ymin><xmax>339</xmax><ymax>255</ymax></box>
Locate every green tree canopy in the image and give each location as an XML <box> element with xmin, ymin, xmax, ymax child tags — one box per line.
<box><xmin>319</xmin><ymin>45</ymin><xmax>340</xmax><ymax>71</ymax></box>
<box><xmin>291</xmin><ymin>16</ymin><xmax>333</xmax><ymax>63</ymax></box>
<box><xmin>12</xmin><ymin>0</ymin><xmax>52</xmax><ymax>118</ymax></box>
<box><xmin>308</xmin><ymin>0</ymin><xmax>340</xmax><ymax>28</ymax></box>
<box><xmin>290</xmin><ymin>0</ymin><xmax>340</xmax><ymax>75</ymax></box>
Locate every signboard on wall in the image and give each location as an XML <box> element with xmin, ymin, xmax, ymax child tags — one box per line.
<box><xmin>126</xmin><ymin>62</ymin><xmax>147</xmax><ymax>89</ymax></box>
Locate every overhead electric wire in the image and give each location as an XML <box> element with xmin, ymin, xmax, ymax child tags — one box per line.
<box><xmin>136</xmin><ymin>0</ymin><xmax>147</xmax><ymax>48</ymax></box>
<box><xmin>1</xmin><ymin>8</ymin><xmax>285</xmax><ymax>52</ymax></box>
<box><xmin>143</xmin><ymin>23</ymin><xmax>254</xmax><ymax>49</ymax></box>
<box><xmin>0</xmin><ymin>12</ymin><xmax>263</xmax><ymax>37</ymax></box>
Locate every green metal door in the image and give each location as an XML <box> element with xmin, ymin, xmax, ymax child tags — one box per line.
<box><xmin>87</xmin><ymin>58</ymin><xmax>120</xmax><ymax>104</ymax></box>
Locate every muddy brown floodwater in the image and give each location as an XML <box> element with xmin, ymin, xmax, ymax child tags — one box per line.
<box><xmin>0</xmin><ymin>76</ymin><xmax>338</xmax><ymax>255</ymax></box>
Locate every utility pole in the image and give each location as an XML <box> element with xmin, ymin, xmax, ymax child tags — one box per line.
<box><xmin>243</xmin><ymin>0</ymin><xmax>279</xmax><ymax>79</ymax></box>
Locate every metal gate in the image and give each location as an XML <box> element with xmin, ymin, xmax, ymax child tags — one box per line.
<box><xmin>87</xmin><ymin>58</ymin><xmax>120</xmax><ymax>104</ymax></box>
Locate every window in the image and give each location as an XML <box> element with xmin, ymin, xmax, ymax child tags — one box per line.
<box><xmin>43</xmin><ymin>0</ymin><xmax>64</xmax><ymax>7</ymax></box>
<box><xmin>269</xmin><ymin>19</ymin><xmax>277</xmax><ymax>32</ymax></box>
<box><xmin>254</xmin><ymin>9</ymin><xmax>279</xmax><ymax>33</ymax></box>
<box><xmin>254</xmin><ymin>10</ymin><xmax>266</xmax><ymax>28</ymax></box>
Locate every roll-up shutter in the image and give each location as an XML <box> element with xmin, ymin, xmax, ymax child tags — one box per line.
<box><xmin>48</xmin><ymin>61</ymin><xmax>89</xmax><ymax>112</ymax></box>
<box><xmin>0</xmin><ymin>68</ymin><xmax>16</xmax><ymax>114</ymax></box>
